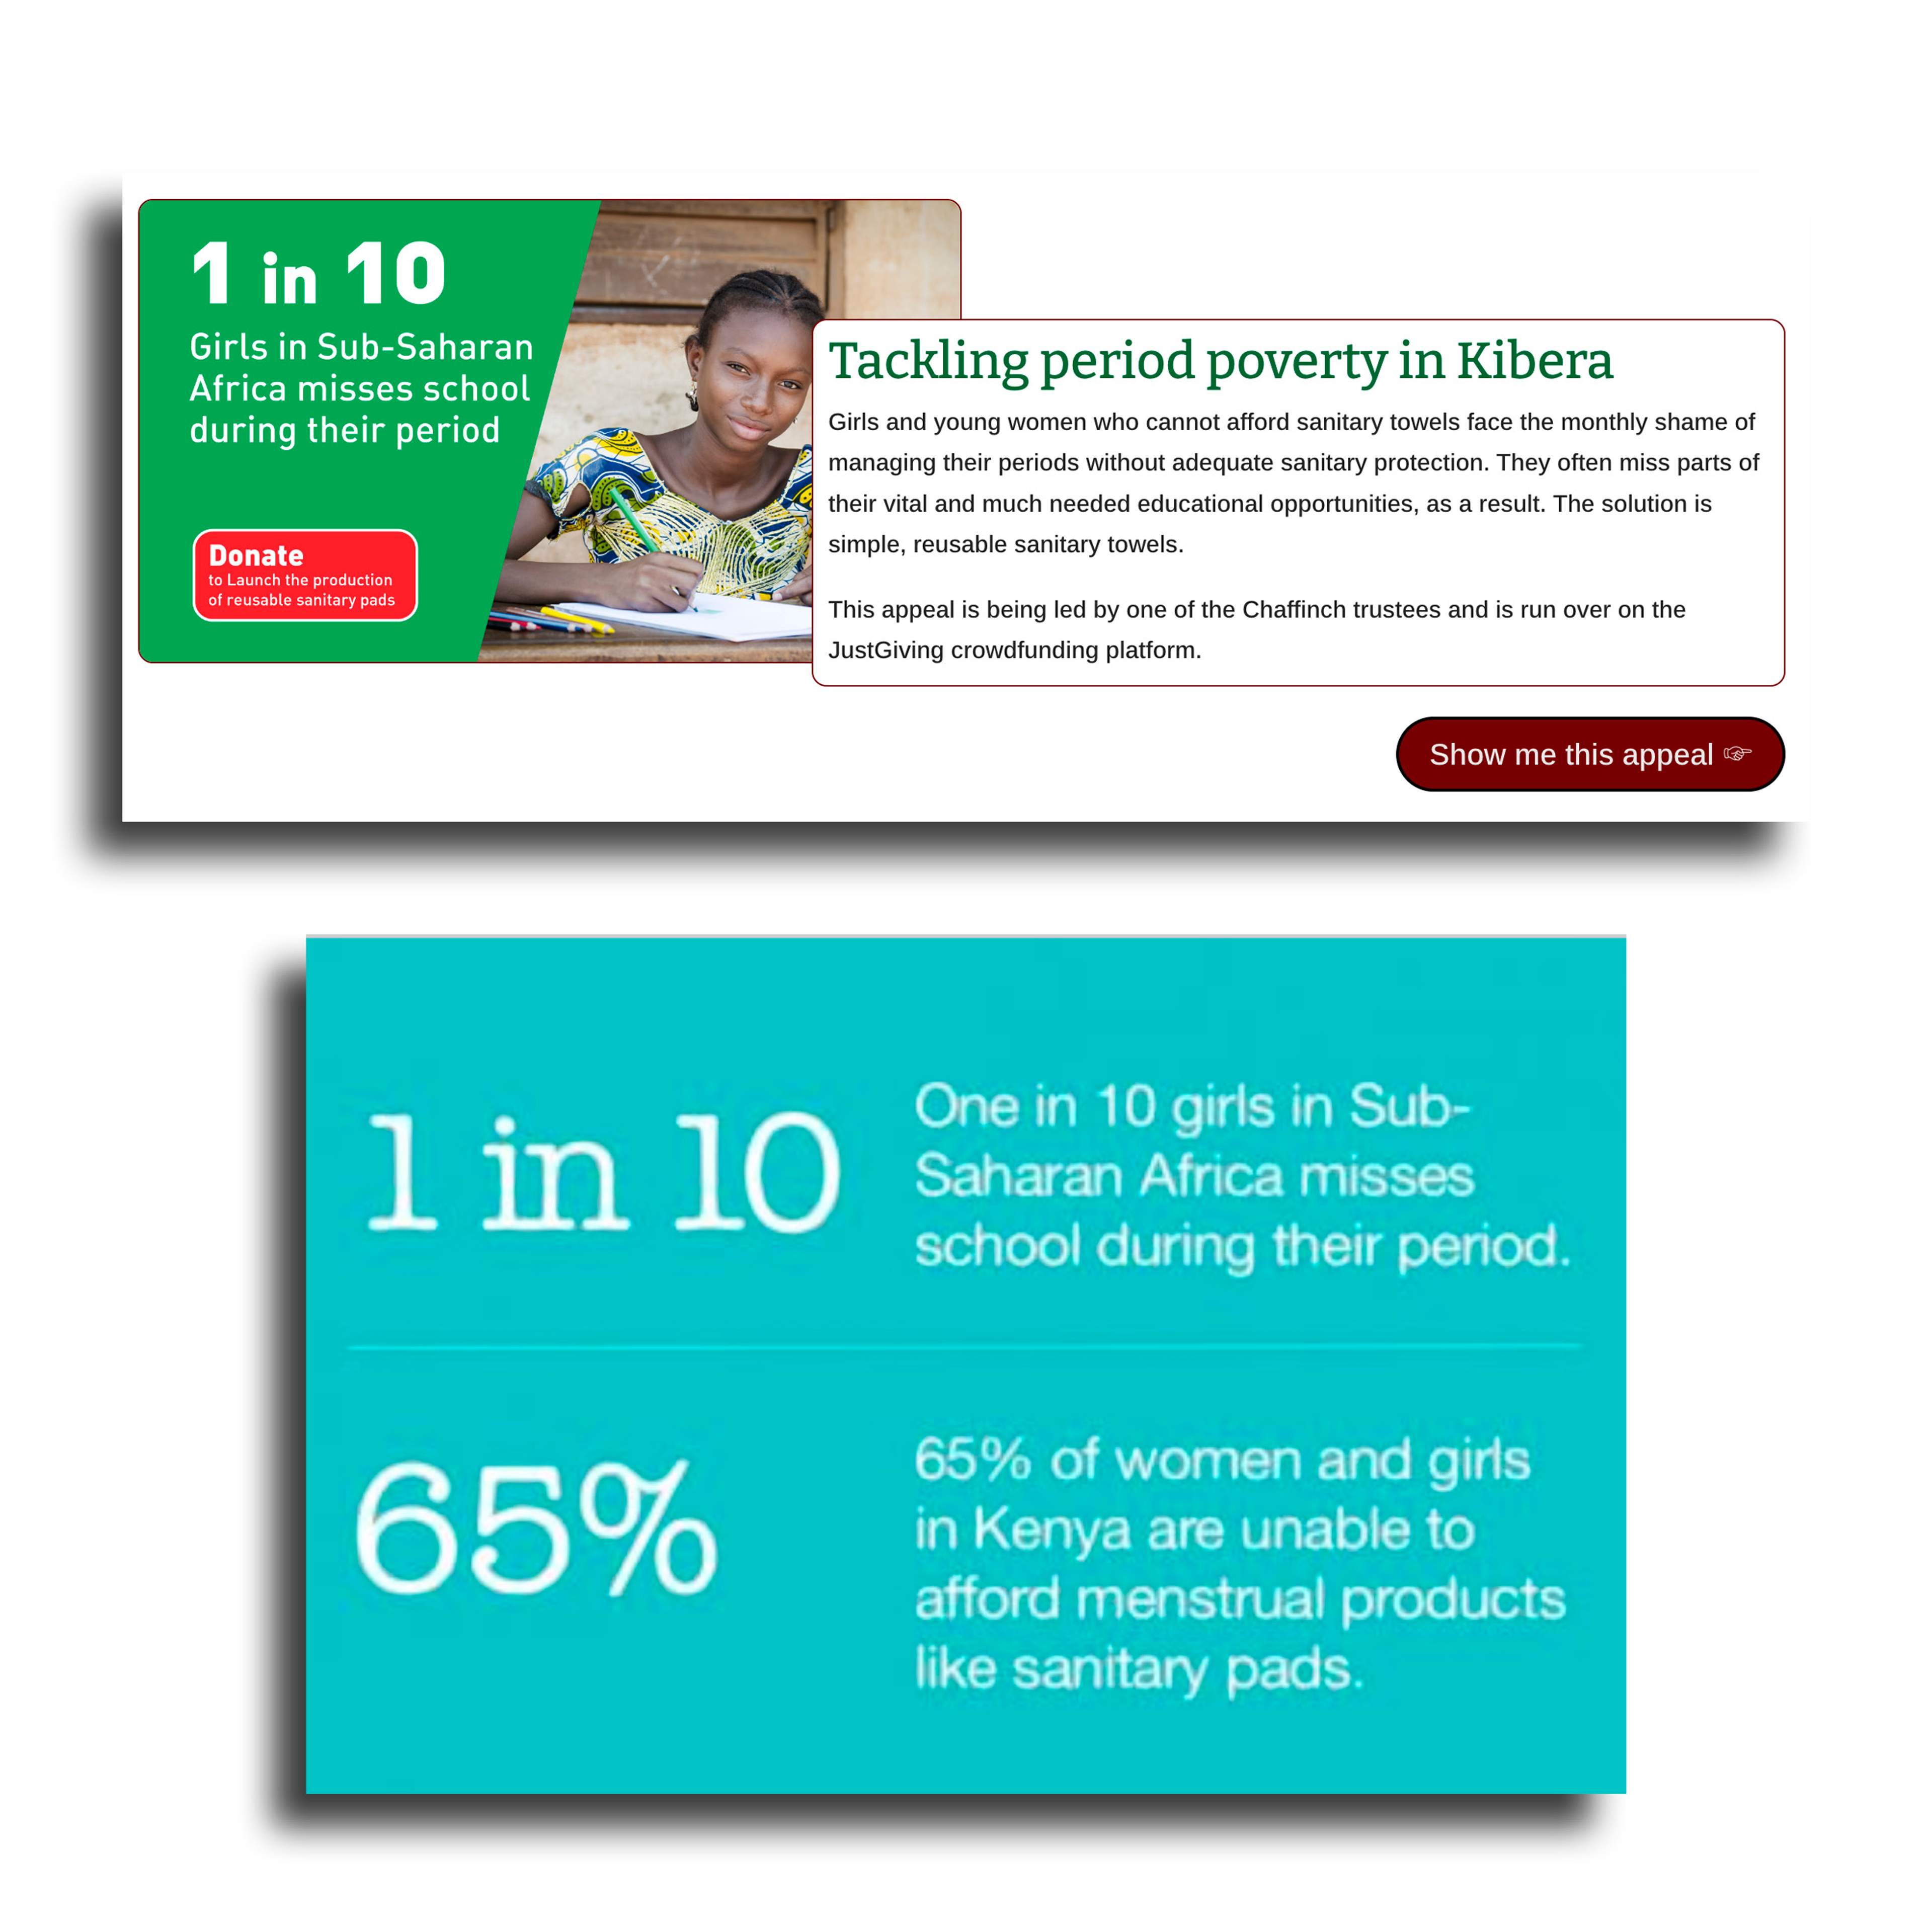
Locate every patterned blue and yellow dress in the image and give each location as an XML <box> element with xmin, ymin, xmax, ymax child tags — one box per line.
<box><xmin>525</xmin><ymin>429</ymin><xmax>811</xmax><ymax>599</ymax></box>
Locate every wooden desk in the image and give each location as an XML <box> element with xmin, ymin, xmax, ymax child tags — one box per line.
<box><xmin>480</xmin><ymin>604</ymin><xmax>810</xmax><ymax>664</ymax></box>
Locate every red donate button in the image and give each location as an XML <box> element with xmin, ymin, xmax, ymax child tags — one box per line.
<box><xmin>1398</xmin><ymin>716</ymin><xmax>1784</xmax><ymax>790</ymax></box>
<box><xmin>193</xmin><ymin>529</ymin><xmax>417</xmax><ymax>621</ymax></box>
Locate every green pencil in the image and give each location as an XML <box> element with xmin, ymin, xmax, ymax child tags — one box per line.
<box><xmin>608</xmin><ymin>491</ymin><xmax>658</xmax><ymax>553</ymax></box>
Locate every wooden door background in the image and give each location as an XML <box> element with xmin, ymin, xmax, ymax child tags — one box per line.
<box><xmin>572</xmin><ymin>201</ymin><xmax>839</xmax><ymax>325</ymax></box>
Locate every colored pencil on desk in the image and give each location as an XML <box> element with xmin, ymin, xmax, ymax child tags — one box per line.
<box><xmin>540</xmin><ymin>605</ymin><xmax>615</xmax><ymax>633</ymax></box>
<box><xmin>488</xmin><ymin>608</ymin><xmax>589</xmax><ymax>633</ymax></box>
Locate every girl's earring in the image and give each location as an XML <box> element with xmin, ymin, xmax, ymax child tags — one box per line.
<box><xmin>686</xmin><ymin>377</ymin><xmax>700</xmax><ymax>412</ymax></box>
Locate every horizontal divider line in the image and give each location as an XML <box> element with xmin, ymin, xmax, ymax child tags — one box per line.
<box><xmin>347</xmin><ymin>1340</ymin><xmax>1583</xmax><ymax>1354</ymax></box>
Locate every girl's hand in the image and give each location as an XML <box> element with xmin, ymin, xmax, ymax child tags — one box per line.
<box><xmin>602</xmin><ymin>555</ymin><xmax>705</xmax><ymax>613</ymax></box>
<box><xmin>773</xmin><ymin>562</ymin><xmax>812</xmax><ymax>606</ymax></box>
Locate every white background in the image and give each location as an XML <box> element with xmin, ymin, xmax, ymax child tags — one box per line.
<box><xmin>9</xmin><ymin>5</ymin><xmax>1926</xmax><ymax>1928</ymax></box>
<box><xmin>815</xmin><ymin>319</ymin><xmax>1783</xmax><ymax>686</ymax></box>
<box><xmin>123</xmin><ymin>185</ymin><xmax>1818</xmax><ymax>820</ymax></box>
<box><xmin>121</xmin><ymin>180</ymin><xmax>1808</xmax><ymax>815</ymax></box>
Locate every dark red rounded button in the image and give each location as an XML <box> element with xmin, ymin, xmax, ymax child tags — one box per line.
<box><xmin>1397</xmin><ymin>717</ymin><xmax>1784</xmax><ymax>790</ymax></box>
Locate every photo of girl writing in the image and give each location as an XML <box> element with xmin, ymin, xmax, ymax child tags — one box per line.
<box><xmin>499</xmin><ymin>269</ymin><xmax>822</xmax><ymax>617</ymax></box>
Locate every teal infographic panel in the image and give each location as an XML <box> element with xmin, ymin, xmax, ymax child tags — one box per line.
<box><xmin>305</xmin><ymin>938</ymin><xmax>1625</xmax><ymax>1794</ymax></box>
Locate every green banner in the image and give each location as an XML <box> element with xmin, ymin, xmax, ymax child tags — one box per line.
<box><xmin>137</xmin><ymin>199</ymin><xmax>597</xmax><ymax>662</ymax></box>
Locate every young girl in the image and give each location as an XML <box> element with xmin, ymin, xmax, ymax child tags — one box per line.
<box><xmin>500</xmin><ymin>269</ymin><xmax>821</xmax><ymax>614</ymax></box>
